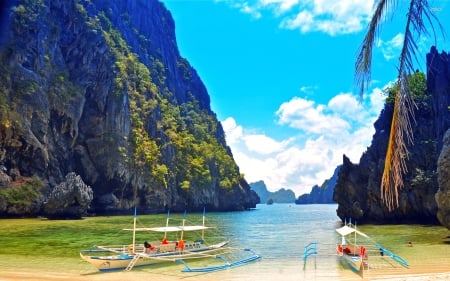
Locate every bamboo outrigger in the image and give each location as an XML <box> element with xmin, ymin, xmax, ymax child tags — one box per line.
<box><xmin>303</xmin><ymin>221</ymin><xmax>409</xmax><ymax>276</ymax></box>
<box><xmin>80</xmin><ymin>208</ymin><xmax>261</xmax><ymax>272</ymax></box>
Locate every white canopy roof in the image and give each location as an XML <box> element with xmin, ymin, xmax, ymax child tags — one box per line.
<box><xmin>124</xmin><ymin>225</ymin><xmax>209</xmax><ymax>232</ymax></box>
<box><xmin>336</xmin><ymin>224</ymin><xmax>369</xmax><ymax>238</ymax></box>
<box><xmin>336</xmin><ymin>225</ymin><xmax>356</xmax><ymax>236</ymax></box>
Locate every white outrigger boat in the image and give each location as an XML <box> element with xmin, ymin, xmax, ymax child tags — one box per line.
<box><xmin>335</xmin><ymin>221</ymin><xmax>409</xmax><ymax>274</ymax></box>
<box><xmin>303</xmin><ymin>221</ymin><xmax>408</xmax><ymax>276</ymax></box>
<box><xmin>80</xmin><ymin>209</ymin><xmax>261</xmax><ymax>272</ymax></box>
<box><xmin>335</xmin><ymin>222</ymin><xmax>368</xmax><ymax>272</ymax></box>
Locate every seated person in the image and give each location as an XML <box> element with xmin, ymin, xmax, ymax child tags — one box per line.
<box><xmin>143</xmin><ymin>241</ymin><xmax>155</xmax><ymax>251</ymax></box>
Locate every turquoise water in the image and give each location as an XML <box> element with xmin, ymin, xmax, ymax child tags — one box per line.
<box><xmin>178</xmin><ymin>203</ymin><xmax>450</xmax><ymax>280</ymax></box>
<box><xmin>1</xmin><ymin>203</ymin><xmax>449</xmax><ymax>280</ymax></box>
<box><xmin>210</xmin><ymin>203</ymin><xmax>341</xmax><ymax>259</ymax></box>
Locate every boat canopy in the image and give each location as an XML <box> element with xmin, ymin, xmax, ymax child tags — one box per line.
<box><xmin>336</xmin><ymin>225</ymin><xmax>356</xmax><ymax>236</ymax></box>
<box><xmin>336</xmin><ymin>224</ymin><xmax>369</xmax><ymax>238</ymax></box>
<box><xmin>123</xmin><ymin>225</ymin><xmax>209</xmax><ymax>232</ymax></box>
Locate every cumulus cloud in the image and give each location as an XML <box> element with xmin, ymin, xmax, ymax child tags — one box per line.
<box><xmin>216</xmin><ymin>0</ymin><xmax>375</xmax><ymax>35</ymax></box>
<box><xmin>377</xmin><ymin>33</ymin><xmax>404</xmax><ymax>60</ymax></box>
<box><xmin>221</xmin><ymin>87</ymin><xmax>386</xmax><ymax>196</ymax></box>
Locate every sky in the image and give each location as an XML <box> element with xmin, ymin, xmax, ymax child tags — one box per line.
<box><xmin>159</xmin><ymin>0</ymin><xmax>450</xmax><ymax>197</ymax></box>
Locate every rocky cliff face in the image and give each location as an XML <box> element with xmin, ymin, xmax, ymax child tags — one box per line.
<box><xmin>432</xmin><ymin>49</ymin><xmax>450</xmax><ymax>229</ymax></box>
<box><xmin>333</xmin><ymin>47</ymin><xmax>450</xmax><ymax>225</ymax></box>
<box><xmin>0</xmin><ymin>0</ymin><xmax>258</xmax><ymax>217</ymax></box>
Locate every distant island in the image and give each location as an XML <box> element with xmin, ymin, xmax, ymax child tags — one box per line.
<box><xmin>250</xmin><ymin>166</ymin><xmax>339</xmax><ymax>205</ymax></box>
<box><xmin>250</xmin><ymin>181</ymin><xmax>296</xmax><ymax>204</ymax></box>
<box><xmin>295</xmin><ymin>166</ymin><xmax>339</xmax><ymax>204</ymax></box>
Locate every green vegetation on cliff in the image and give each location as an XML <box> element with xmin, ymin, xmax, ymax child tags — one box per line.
<box><xmin>0</xmin><ymin>0</ymin><xmax>258</xmax><ymax>216</ymax></box>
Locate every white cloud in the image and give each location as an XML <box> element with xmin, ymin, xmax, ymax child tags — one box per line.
<box><xmin>299</xmin><ymin>85</ymin><xmax>318</xmax><ymax>94</ymax></box>
<box><xmin>243</xmin><ymin>134</ymin><xmax>293</xmax><ymax>155</ymax></box>
<box><xmin>221</xmin><ymin>87</ymin><xmax>386</xmax><ymax>197</ymax></box>
<box><xmin>377</xmin><ymin>33</ymin><xmax>404</xmax><ymax>60</ymax></box>
<box><xmin>221</xmin><ymin>117</ymin><xmax>243</xmax><ymax>145</ymax></box>
<box><xmin>217</xmin><ymin>0</ymin><xmax>375</xmax><ymax>35</ymax></box>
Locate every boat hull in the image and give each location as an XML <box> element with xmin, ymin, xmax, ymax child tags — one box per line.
<box><xmin>81</xmin><ymin>241</ymin><xmax>229</xmax><ymax>271</ymax></box>
<box><xmin>339</xmin><ymin>253</ymin><xmax>363</xmax><ymax>272</ymax></box>
<box><xmin>80</xmin><ymin>253</ymin><xmax>159</xmax><ymax>271</ymax></box>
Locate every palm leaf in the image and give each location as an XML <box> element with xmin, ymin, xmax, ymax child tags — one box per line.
<box><xmin>356</xmin><ymin>0</ymin><xmax>443</xmax><ymax>211</ymax></box>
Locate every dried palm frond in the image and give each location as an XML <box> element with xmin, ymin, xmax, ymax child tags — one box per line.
<box><xmin>355</xmin><ymin>0</ymin><xmax>443</xmax><ymax>211</ymax></box>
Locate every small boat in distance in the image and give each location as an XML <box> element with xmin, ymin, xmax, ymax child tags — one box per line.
<box><xmin>80</xmin><ymin>208</ymin><xmax>261</xmax><ymax>272</ymax></box>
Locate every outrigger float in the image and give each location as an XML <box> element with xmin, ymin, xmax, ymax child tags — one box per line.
<box><xmin>303</xmin><ymin>221</ymin><xmax>408</xmax><ymax>276</ymax></box>
<box><xmin>80</xmin><ymin>208</ymin><xmax>261</xmax><ymax>272</ymax></box>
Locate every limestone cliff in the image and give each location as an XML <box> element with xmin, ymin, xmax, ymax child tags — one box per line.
<box><xmin>0</xmin><ymin>0</ymin><xmax>258</xmax><ymax>217</ymax></box>
<box><xmin>333</xmin><ymin>47</ymin><xmax>450</xmax><ymax>225</ymax></box>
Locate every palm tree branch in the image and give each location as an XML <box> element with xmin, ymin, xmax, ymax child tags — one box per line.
<box><xmin>354</xmin><ymin>0</ymin><xmax>395</xmax><ymax>98</ymax></box>
<box><xmin>356</xmin><ymin>0</ymin><xmax>444</xmax><ymax>211</ymax></box>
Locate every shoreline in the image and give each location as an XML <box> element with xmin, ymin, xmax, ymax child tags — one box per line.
<box><xmin>1</xmin><ymin>259</ymin><xmax>450</xmax><ymax>281</ymax></box>
<box><xmin>1</xmin><ymin>269</ymin><xmax>450</xmax><ymax>281</ymax></box>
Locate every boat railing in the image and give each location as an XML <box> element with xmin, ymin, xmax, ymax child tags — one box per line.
<box><xmin>303</xmin><ymin>242</ymin><xmax>318</xmax><ymax>261</ymax></box>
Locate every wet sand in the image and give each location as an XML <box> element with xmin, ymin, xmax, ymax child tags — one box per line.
<box><xmin>1</xmin><ymin>267</ymin><xmax>450</xmax><ymax>281</ymax></box>
<box><xmin>1</xmin><ymin>256</ymin><xmax>449</xmax><ymax>281</ymax></box>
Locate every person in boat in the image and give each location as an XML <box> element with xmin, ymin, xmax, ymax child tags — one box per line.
<box><xmin>337</xmin><ymin>244</ymin><xmax>343</xmax><ymax>254</ymax></box>
<box><xmin>178</xmin><ymin>240</ymin><xmax>185</xmax><ymax>250</ymax></box>
<box><xmin>144</xmin><ymin>241</ymin><xmax>155</xmax><ymax>252</ymax></box>
<box><xmin>162</xmin><ymin>237</ymin><xmax>168</xmax><ymax>244</ymax></box>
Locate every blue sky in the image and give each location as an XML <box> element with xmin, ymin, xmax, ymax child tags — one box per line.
<box><xmin>160</xmin><ymin>0</ymin><xmax>449</xmax><ymax>196</ymax></box>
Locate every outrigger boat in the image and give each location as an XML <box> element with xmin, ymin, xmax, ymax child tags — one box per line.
<box><xmin>80</xmin><ymin>209</ymin><xmax>261</xmax><ymax>272</ymax></box>
<box><xmin>303</xmin><ymin>221</ymin><xmax>408</xmax><ymax>276</ymax></box>
<box><xmin>335</xmin><ymin>222</ymin><xmax>368</xmax><ymax>272</ymax></box>
<box><xmin>335</xmin><ymin>221</ymin><xmax>409</xmax><ymax>275</ymax></box>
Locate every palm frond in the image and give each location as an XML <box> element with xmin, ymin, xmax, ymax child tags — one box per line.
<box><xmin>355</xmin><ymin>0</ymin><xmax>395</xmax><ymax>98</ymax></box>
<box><xmin>356</xmin><ymin>0</ymin><xmax>443</xmax><ymax>211</ymax></box>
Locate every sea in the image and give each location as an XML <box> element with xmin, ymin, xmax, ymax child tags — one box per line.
<box><xmin>1</xmin><ymin>203</ymin><xmax>450</xmax><ymax>281</ymax></box>
<box><xmin>133</xmin><ymin>203</ymin><xmax>450</xmax><ymax>280</ymax></box>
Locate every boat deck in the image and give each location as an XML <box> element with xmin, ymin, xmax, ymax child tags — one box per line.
<box><xmin>303</xmin><ymin>241</ymin><xmax>408</xmax><ymax>274</ymax></box>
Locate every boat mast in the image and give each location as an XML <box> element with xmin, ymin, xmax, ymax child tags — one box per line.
<box><xmin>132</xmin><ymin>207</ymin><xmax>137</xmax><ymax>254</ymax></box>
<box><xmin>164</xmin><ymin>209</ymin><xmax>170</xmax><ymax>240</ymax></box>
<box><xmin>202</xmin><ymin>207</ymin><xmax>205</xmax><ymax>240</ymax></box>
<box><xmin>181</xmin><ymin>210</ymin><xmax>186</xmax><ymax>241</ymax></box>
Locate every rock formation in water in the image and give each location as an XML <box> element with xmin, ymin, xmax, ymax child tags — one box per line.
<box><xmin>334</xmin><ymin>47</ymin><xmax>450</xmax><ymax>225</ymax></box>
<box><xmin>436</xmin><ymin>130</ymin><xmax>450</xmax><ymax>229</ymax></box>
<box><xmin>295</xmin><ymin>166</ymin><xmax>339</xmax><ymax>204</ymax></box>
<box><xmin>432</xmin><ymin>49</ymin><xmax>450</xmax><ymax>229</ymax></box>
<box><xmin>0</xmin><ymin>0</ymin><xmax>259</xmax><ymax>217</ymax></box>
<box><xmin>44</xmin><ymin>172</ymin><xmax>93</xmax><ymax>219</ymax></box>
<box><xmin>250</xmin><ymin>181</ymin><xmax>296</xmax><ymax>204</ymax></box>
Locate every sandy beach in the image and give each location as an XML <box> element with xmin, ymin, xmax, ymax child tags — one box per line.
<box><xmin>1</xmin><ymin>266</ymin><xmax>449</xmax><ymax>281</ymax></box>
<box><xmin>1</xmin><ymin>256</ymin><xmax>449</xmax><ymax>281</ymax></box>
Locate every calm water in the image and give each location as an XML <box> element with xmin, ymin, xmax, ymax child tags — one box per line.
<box><xmin>1</xmin><ymin>203</ymin><xmax>449</xmax><ymax>281</ymax></box>
<box><xmin>181</xmin><ymin>203</ymin><xmax>450</xmax><ymax>280</ymax></box>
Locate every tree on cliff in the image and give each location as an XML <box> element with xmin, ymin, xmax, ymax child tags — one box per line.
<box><xmin>354</xmin><ymin>0</ymin><xmax>443</xmax><ymax>211</ymax></box>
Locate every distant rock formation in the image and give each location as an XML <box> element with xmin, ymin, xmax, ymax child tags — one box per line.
<box><xmin>44</xmin><ymin>172</ymin><xmax>93</xmax><ymax>219</ymax></box>
<box><xmin>250</xmin><ymin>181</ymin><xmax>296</xmax><ymax>203</ymax></box>
<box><xmin>334</xmin><ymin>47</ymin><xmax>450</xmax><ymax>225</ymax></box>
<box><xmin>295</xmin><ymin>166</ymin><xmax>339</xmax><ymax>204</ymax></box>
